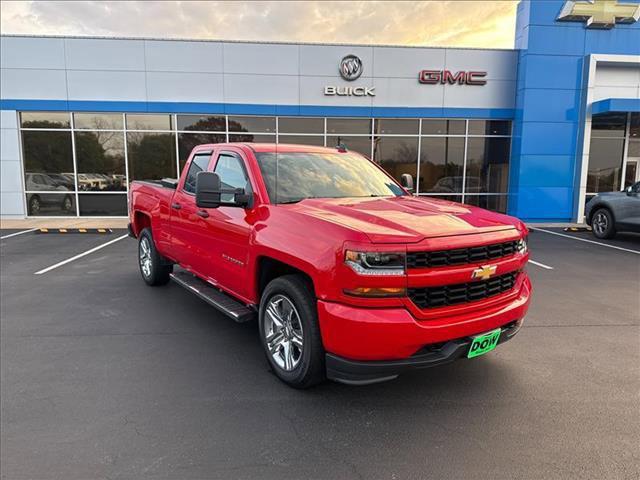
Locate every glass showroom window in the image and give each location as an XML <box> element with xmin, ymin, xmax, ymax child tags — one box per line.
<box><xmin>176</xmin><ymin>115</ymin><xmax>226</xmax><ymax>169</ymax></box>
<box><xmin>372</xmin><ymin>136</ymin><xmax>419</xmax><ymax>184</ymax></box>
<box><xmin>627</xmin><ymin>113</ymin><xmax>640</xmax><ymax>188</ymax></box>
<box><xmin>416</xmin><ymin>119</ymin><xmax>511</xmax><ymax>212</ymax></box>
<box><xmin>587</xmin><ymin>113</ymin><xmax>627</xmax><ymax>194</ymax></box>
<box><xmin>326</xmin><ymin>117</ymin><xmax>374</xmax><ymax>159</ymax></box>
<box><xmin>19</xmin><ymin>112</ymin><xmax>512</xmax><ymax>216</ymax></box>
<box><xmin>419</xmin><ymin>136</ymin><xmax>465</xmax><ymax>194</ymax></box>
<box><xmin>126</xmin><ymin>131</ymin><xmax>177</xmax><ymax>182</ymax></box>
<box><xmin>277</xmin><ymin>117</ymin><xmax>325</xmax><ymax>147</ymax></box>
<box><xmin>21</xmin><ymin>127</ymin><xmax>76</xmax><ymax>216</ymax></box>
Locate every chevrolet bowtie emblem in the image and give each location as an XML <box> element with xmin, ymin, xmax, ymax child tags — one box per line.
<box><xmin>557</xmin><ymin>0</ymin><xmax>640</xmax><ymax>29</ymax></box>
<box><xmin>472</xmin><ymin>265</ymin><xmax>497</xmax><ymax>281</ymax></box>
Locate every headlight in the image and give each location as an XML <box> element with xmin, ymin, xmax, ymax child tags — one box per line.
<box><xmin>516</xmin><ymin>236</ymin><xmax>528</xmax><ymax>254</ymax></box>
<box><xmin>345</xmin><ymin>250</ymin><xmax>405</xmax><ymax>275</ymax></box>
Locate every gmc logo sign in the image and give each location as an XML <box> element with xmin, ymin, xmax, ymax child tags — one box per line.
<box><xmin>418</xmin><ymin>70</ymin><xmax>487</xmax><ymax>86</ymax></box>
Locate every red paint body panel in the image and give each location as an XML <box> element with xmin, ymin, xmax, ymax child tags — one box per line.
<box><xmin>129</xmin><ymin>143</ymin><xmax>532</xmax><ymax>362</ymax></box>
<box><xmin>319</xmin><ymin>274</ymin><xmax>531</xmax><ymax>360</ymax></box>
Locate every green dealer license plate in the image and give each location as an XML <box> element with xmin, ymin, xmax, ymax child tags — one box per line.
<box><xmin>467</xmin><ymin>328</ymin><xmax>502</xmax><ymax>359</ymax></box>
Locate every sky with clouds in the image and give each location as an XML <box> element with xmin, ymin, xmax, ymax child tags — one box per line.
<box><xmin>0</xmin><ymin>1</ymin><xmax>519</xmax><ymax>48</ymax></box>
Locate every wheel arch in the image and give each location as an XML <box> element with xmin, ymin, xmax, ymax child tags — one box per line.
<box><xmin>132</xmin><ymin>210</ymin><xmax>152</xmax><ymax>237</ymax></box>
<box><xmin>589</xmin><ymin>203</ymin><xmax>616</xmax><ymax>225</ymax></box>
<box><xmin>256</xmin><ymin>256</ymin><xmax>316</xmax><ymax>299</ymax></box>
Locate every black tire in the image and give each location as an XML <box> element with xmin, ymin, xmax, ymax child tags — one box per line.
<box><xmin>137</xmin><ymin>228</ymin><xmax>172</xmax><ymax>286</ymax></box>
<box><xmin>259</xmin><ymin>274</ymin><xmax>325</xmax><ymax>388</ymax></box>
<box><xmin>591</xmin><ymin>208</ymin><xmax>616</xmax><ymax>239</ymax></box>
<box><xmin>28</xmin><ymin>195</ymin><xmax>41</xmax><ymax>216</ymax></box>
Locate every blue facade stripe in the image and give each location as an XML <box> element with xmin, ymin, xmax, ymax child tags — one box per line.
<box><xmin>0</xmin><ymin>99</ymin><xmax>514</xmax><ymax>119</ymax></box>
<box><xmin>592</xmin><ymin>98</ymin><xmax>640</xmax><ymax>115</ymax></box>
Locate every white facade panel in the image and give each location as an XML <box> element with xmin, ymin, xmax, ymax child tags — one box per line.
<box><xmin>444</xmin><ymin>49</ymin><xmax>518</xmax><ymax>81</ymax></box>
<box><xmin>1</xmin><ymin>110</ymin><xmax>18</xmax><ymax>130</ymax></box>
<box><xmin>0</xmin><ymin>36</ymin><xmax>66</xmax><ymax>70</ymax></box>
<box><xmin>299</xmin><ymin>45</ymin><xmax>373</xmax><ymax>78</ymax></box>
<box><xmin>592</xmin><ymin>85</ymin><xmax>639</xmax><ymax>101</ymax></box>
<box><xmin>223</xmin><ymin>43</ymin><xmax>299</xmax><ymax>75</ymax></box>
<box><xmin>299</xmin><ymin>76</ymin><xmax>373</xmax><ymax>106</ymax></box>
<box><xmin>1</xmin><ymin>128</ymin><xmax>20</xmax><ymax>161</ymax></box>
<box><xmin>224</xmin><ymin>74</ymin><xmax>298</xmax><ymax>105</ymax></box>
<box><xmin>0</xmin><ymin>108</ymin><xmax>24</xmax><ymax>217</ymax></box>
<box><xmin>147</xmin><ymin>72</ymin><xmax>224</xmax><ymax>102</ymax></box>
<box><xmin>145</xmin><ymin>40</ymin><xmax>224</xmax><ymax>73</ymax></box>
<box><xmin>0</xmin><ymin>160</ymin><xmax>23</xmax><ymax>192</ymax></box>
<box><xmin>443</xmin><ymin>80</ymin><xmax>516</xmax><ymax>108</ymax></box>
<box><xmin>372</xmin><ymin>78</ymin><xmax>444</xmax><ymax>107</ymax></box>
<box><xmin>65</xmin><ymin>38</ymin><xmax>146</xmax><ymax>71</ymax></box>
<box><xmin>373</xmin><ymin>47</ymin><xmax>445</xmax><ymax>79</ymax></box>
<box><xmin>0</xmin><ymin>69</ymin><xmax>68</xmax><ymax>100</ymax></box>
<box><xmin>67</xmin><ymin>70</ymin><xmax>146</xmax><ymax>101</ymax></box>
<box><xmin>594</xmin><ymin>65</ymin><xmax>640</xmax><ymax>87</ymax></box>
<box><xmin>0</xmin><ymin>192</ymin><xmax>25</xmax><ymax>217</ymax></box>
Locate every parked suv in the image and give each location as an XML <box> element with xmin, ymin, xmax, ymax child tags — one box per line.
<box><xmin>585</xmin><ymin>181</ymin><xmax>640</xmax><ymax>239</ymax></box>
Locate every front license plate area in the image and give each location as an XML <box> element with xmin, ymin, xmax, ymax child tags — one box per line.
<box><xmin>467</xmin><ymin>328</ymin><xmax>501</xmax><ymax>358</ymax></box>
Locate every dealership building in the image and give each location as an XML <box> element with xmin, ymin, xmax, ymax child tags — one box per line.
<box><xmin>1</xmin><ymin>0</ymin><xmax>639</xmax><ymax>221</ymax></box>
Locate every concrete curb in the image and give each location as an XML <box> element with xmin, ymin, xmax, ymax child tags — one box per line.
<box><xmin>0</xmin><ymin>218</ymin><xmax>128</xmax><ymax>229</ymax></box>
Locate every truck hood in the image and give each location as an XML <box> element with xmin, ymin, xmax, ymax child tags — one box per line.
<box><xmin>286</xmin><ymin>196</ymin><xmax>521</xmax><ymax>243</ymax></box>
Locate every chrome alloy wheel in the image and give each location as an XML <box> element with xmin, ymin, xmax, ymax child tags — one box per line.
<box><xmin>139</xmin><ymin>236</ymin><xmax>152</xmax><ymax>278</ymax></box>
<box><xmin>264</xmin><ymin>294</ymin><xmax>304</xmax><ymax>371</ymax></box>
<box><xmin>593</xmin><ymin>211</ymin><xmax>608</xmax><ymax>236</ymax></box>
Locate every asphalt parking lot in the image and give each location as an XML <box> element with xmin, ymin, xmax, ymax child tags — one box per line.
<box><xmin>1</xmin><ymin>228</ymin><xmax>639</xmax><ymax>480</ymax></box>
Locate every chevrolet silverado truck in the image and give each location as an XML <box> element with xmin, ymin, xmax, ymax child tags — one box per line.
<box><xmin>129</xmin><ymin>143</ymin><xmax>531</xmax><ymax>388</ymax></box>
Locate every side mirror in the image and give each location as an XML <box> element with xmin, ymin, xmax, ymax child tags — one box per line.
<box><xmin>400</xmin><ymin>173</ymin><xmax>415</xmax><ymax>193</ymax></box>
<box><xmin>195</xmin><ymin>171</ymin><xmax>253</xmax><ymax>209</ymax></box>
<box><xmin>625</xmin><ymin>185</ymin><xmax>636</xmax><ymax>196</ymax></box>
<box><xmin>195</xmin><ymin>171</ymin><xmax>221</xmax><ymax>209</ymax></box>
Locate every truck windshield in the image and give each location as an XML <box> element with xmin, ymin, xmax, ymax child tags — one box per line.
<box><xmin>255</xmin><ymin>151</ymin><xmax>405</xmax><ymax>204</ymax></box>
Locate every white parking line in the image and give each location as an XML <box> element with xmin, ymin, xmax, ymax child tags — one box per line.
<box><xmin>34</xmin><ymin>234</ymin><xmax>129</xmax><ymax>275</ymax></box>
<box><xmin>528</xmin><ymin>259</ymin><xmax>554</xmax><ymax>270</ymax></box>
<box><xmin>531</xmin><ymin>227</ymin><xmax>640</xmax><ymax>255</ymax></box>
<box><xmin>0</xmin><ymin>228</ymin><xmax>38</xmax><ymax>240</ymax></box>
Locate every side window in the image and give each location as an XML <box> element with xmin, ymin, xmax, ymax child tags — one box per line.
<box><xmin>183</xmin><ymin>153</ymin><xmax>211</xmax><ymax>194</ymax></box>
<box><xmin>214</xmin><ymin>153</ymin><xmax>251</xmax><ymax>203</ymax></box>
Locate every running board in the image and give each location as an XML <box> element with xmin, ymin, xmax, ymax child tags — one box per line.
<box><xmin>170</xmin><ymin>270</ymin><xmax>256</xmax><ymax>323</ymax></box>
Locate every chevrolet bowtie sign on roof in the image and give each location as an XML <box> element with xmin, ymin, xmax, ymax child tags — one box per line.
<box><xmin>557</xmin><ymin>0</ymin><xmax>640</xmax><ymax>29</ymax></box>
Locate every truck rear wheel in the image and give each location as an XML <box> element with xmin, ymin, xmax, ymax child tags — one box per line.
<box><xmin>138</xmin><ymin>228</ymin><xmax>172</xmax><ymax>286</ymax></box>
<box><xmin>259</xmin><ymin>275</ymin><xmax>325</xmax><ymax>388</ymax></box>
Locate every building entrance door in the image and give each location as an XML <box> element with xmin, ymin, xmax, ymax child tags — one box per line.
<box><xmin>623</xmin><ymin>158</ymin><xmax>639</xmax><ymax>188</ymax></box>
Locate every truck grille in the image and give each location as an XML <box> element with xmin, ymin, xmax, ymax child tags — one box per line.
<box><xmin>408</xmin><ymin>271</ymin><xmax>518</xmax><ymax>309</ymax></box>
<box><xmin>406</xmin><ymin>240</ymin><xmax>518</xmax><ymax>269</ymax></box>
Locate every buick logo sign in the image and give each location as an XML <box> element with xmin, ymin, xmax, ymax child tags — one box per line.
<box><xmin>339</xmin><ymin>55</ymin><xmax>363</xmax><ymax>81</ymax></box>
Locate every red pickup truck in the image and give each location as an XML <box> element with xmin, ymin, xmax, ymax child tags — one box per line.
<box><xmin>129</xmin><ymin>143</ymin><xmax>531</xmax><ymax>388</ymax></box>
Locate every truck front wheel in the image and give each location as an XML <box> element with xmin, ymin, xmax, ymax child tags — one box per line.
<box><xmin>259</xmin><ymin>275</ymin><xmax>325</xmax><ymax>388</ymax></box>
<box><xmin>138</xmin><ymin>228</ymin><xmax>172</xmax><ymax>286</ymax></box>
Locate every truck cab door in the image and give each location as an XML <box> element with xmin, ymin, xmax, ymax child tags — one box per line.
<box><xmin>169</xmin><ymin>150</ymin><xmax>214</xmax><ymax>276</ymax></box>
<box><xmin>199</xmin><ymin>150</ymin><xmax>255</xmax><ymax>301</ymax></box>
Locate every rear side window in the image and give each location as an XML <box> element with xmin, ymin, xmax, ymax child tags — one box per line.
<box><xmin>183</xmin><ymin>153</ymin><xmax>211</xmax><ymax>193</ymax></box>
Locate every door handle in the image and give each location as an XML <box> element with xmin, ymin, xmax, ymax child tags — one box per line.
<box><xmin>196</xmin><ymin>210</ymin><xmax>209</xmax><ymax>218</ymax></box>
<box><xmin>171</xmin><ymin>202</ymin><xmax>182</xmax><ymax>210</ymax></box>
